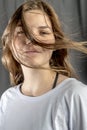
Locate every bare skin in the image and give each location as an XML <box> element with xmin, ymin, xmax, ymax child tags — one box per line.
<box><xmin>21</xmin><ymin>66</ymin><xmax>57</xmax><ymax>96</ymax></box>
<box><xmin>21</xmin><ymin>65</ymin><xmax>68</xmax><ymax>97</ymax></box>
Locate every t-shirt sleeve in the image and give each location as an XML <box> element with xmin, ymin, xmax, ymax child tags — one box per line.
<box><xmin>0</xmin><ymin>91</ymin><xmax>8</xmax><ymax>126</ymax></box>
<box><xmin>67</xmin><ymin>88</ymin><xmax>87</xmax><ymax>130</ymax></box>
<box><xmin>55</xmin><ymin>83</ymin><xmax>87</xmax><ymax>130</ymax></box>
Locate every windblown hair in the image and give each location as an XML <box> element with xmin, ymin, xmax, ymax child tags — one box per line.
<box><xmin>1</xmin><ymin>0</ymin><xmax>87</xmax><ymax>85</ymax></box>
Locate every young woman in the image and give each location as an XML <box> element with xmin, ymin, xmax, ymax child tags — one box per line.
<box><xmin>0</xmin><ymin>0</ymin><xmax>87</xmax><ymax>130</ymax></box>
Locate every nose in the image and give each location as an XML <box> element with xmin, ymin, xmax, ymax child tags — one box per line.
<box><xmin>25</xmin><ymin>35</ymin><xmax>35</xmax><ymax>45</ymax></box>
<box><xmin>26</xmin><ymin>38</ymin><xmax>31</xmax><ymax>45</ymax></box>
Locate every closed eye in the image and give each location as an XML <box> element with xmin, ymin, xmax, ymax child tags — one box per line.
<box><xmin>39</xmin><ymin>31</ymin><xmax>51</xmax><ymax>35</ymax></box>
<box><xmin>17</xmin><ymin>31</ymin><xmax>24</xmax><ymax>34</ymax></box>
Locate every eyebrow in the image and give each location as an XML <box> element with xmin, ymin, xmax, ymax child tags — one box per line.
<box><xmin>38</xmin><ymin>26</ymin><xmax>52</xmax><ymax>30</ymax></box>
<box><xmin>16</xmin><ymin>25</ymin><xmax>52</xmax><ymax>31</ymax></box>
<box><xmin>38</xmin><ymin>26</ymin><xmax>50</xmax><ymax>29</ymax></box>
<box><xmin>17</xmin><ymin>24</ymin><xmax>22</xmax><ymax>27</ymax></box>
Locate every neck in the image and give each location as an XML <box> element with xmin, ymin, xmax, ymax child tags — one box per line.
<box><xmin>21</xmin><ymin>65</ymin><xmax>56</xmax><ymax>96</ymax></box>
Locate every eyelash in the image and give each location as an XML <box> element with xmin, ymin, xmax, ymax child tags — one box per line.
<box><xmin>17</xmin><ymin>31</ymin><xmax>24</xmax><ymax>34</ymax></box>
<box><xmin>17</xmin><ymin>31</ymin><xmax>51</xmax><ymax>36</ymax></box>
<box><xmin>39</xmin><ymin>31</ymin><xmax>50</xmax><ymax>35</ymax></box>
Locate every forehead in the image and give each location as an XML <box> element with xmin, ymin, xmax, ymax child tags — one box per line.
<box><xmin>23</xmin><ymin>9</ymin><xmax>52</xmax><ymax>29</ymax></box>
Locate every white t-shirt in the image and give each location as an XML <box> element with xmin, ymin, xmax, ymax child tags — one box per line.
<box><xmin>0</xmin><ymin>78</ymin><xmax>87</xmax><ymax>130</ymax></box>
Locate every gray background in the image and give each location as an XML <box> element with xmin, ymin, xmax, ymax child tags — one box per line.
<box><xmin>0</xmin><ymin>0</ymin><xmax>87</xmax><ymax>96</ymax></box>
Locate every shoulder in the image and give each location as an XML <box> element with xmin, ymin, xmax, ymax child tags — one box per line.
<box><xmin>57</xmin><ymin>78</ymin><xmax>87</xmax><ymax>116</ymax></box>
<box><xmin>64</xmin><ymin>78</ymin><xmax>87</xmax><ymax>96</ymax></box>
<box><xmin>57</xmin><ymin>75</ymin><xmax>87</xmax><ymax>96</ymax></box>
<box><xmin>0</xmin><ymin>84</ymin><xmax>20</xmax><ymax>113</ymax></box>
<box><xmin>55</xmin><ymin>78</ymin><xmax>87</xmax><ymax>129</ymax></box>
<box><xmin>58</xmin><ymin>77</ymin><xmax>87</xmax><ymax>101</ymax></box>
<box><xmin>55</xmin><ymin>77</ymin><xmax>87</xmax><ymax>112</ymax></box>
<box><xmin>54</xmin><ymin>76</ymin><xmax>87</xmax><ymax>104</ymax></box>
<box><xmin>0</xmin><ymin>84</ymin><xmax>19</xmax><ymax>100</ymax></box>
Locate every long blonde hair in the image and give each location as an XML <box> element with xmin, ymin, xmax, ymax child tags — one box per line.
<box><xmin>1</xmin><ymin>0</ymin><xmax>87</xmax><ymax>85</ymax></box>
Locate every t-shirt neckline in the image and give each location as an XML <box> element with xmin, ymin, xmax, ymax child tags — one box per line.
<box><xmin>16</xmin><ymin>78</ymin><xmax>76</xmax><ymax>101</ymax></box>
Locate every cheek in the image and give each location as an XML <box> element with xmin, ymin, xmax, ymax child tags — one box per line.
<box><xmin>44</xmin><ymin>35</ymin><xmax>55</xmax><ymax>44</ymax></box>
<box><xmin>44</xmin><ymin>49</ymin><xmax>53</xmax><ymax>59</ymax></box>
<box><xmin>51</xmin><ymin>35</ymin><xmax>55</xmax><ymax>44</ymax></box>
<box><xmin>13</xmin><ymin>38</ymin><xmax>25</xmax><ymax>50</ymax></box>
<box><xmin>38</xmin><ymin>34</ymin><xmax>55</xmax><ymax>44</ymax></box>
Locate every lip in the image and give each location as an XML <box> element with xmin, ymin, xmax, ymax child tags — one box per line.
<box><xmin>24</xmin><ymin>50</ymin><xmax>41</xmax><ymax>54</ymax></box>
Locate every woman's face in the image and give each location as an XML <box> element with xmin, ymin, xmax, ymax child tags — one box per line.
<box><xmin>12</xmin><ymin>9</ymin><xmax>55</xmax><ymax>68</ymax></box>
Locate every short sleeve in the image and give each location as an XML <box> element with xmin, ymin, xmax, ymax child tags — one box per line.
<box><xmin>0</xmin><ymin>92</ymin><xmax>8</xmax><ymax>127</ymax></box>
<box><xmin>54</xmin><ymin>82</ymin><xmax>87</xmax><ymax>130</ymax></box>
<box><xmin>67</xmin><ymin>89</ymin><xmax>87</xmax><ymax>130</ymax></box>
